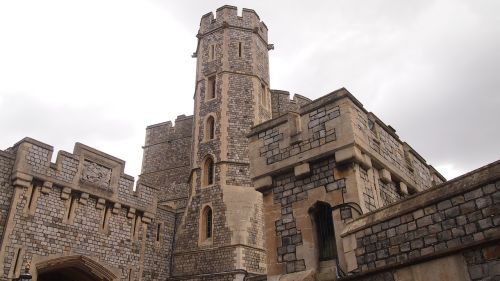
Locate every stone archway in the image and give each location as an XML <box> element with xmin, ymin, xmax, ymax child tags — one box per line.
<box><xmin>36</xmin><ymin>255</ymin><xmax>118</xmax><ymax>281</ymax></box>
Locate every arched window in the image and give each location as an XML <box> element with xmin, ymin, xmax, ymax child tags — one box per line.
<box><xmin>310</xmin><ymin>201</ymin><xmax>337</xmax><ymax>261</ymax></box>
<box><xmin>206</xmin><ymin>116</ymin><xmax>215</xmax><ymax>140</ymax></box>
<box><xmin>200</xmin><ymin>205</ymin><xmax>213</xmax><ymax>242</ymax></box>
<box><xmin>203</xmin><ymin>156</ymin><xmax>215</xmax><ymax>186</ymax></box>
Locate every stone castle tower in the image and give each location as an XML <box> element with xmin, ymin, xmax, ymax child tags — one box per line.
<box><xmin>172</xmin><ymin>6</ymin><xmax>271</xmax><ymax>280</ymax></box>
<box><xmin>141</xmin><ymin>5</ymin><xmax>273</xmax><ymax>280</ymax></box>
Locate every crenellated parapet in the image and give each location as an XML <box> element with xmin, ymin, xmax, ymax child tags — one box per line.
<box><xmin>8</xmin><ymin>137</ymin><xmax>156</xmax><ymax>216</ymax></box>
<box><xmin>199</xmin><ymin>5</ymin><xmax>268</xmax><ymax>43</ymax></box>
<box><xmin>249</xmin><ymin>88</ymin><xmax>445</xmax><ymax>211</ymax></box>
<box><xmin>270</xmin><ymin>90</ymin><xmax>312</xmax><ymax>118</ymax></box>
<box><xmin>144</xmin><ymin>114</ymin><xmax>193</xmax><ymax>147</ymax></box>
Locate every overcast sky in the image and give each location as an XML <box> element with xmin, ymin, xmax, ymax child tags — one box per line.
<box><xmin>1</xmin><ymin>0</ymin><xmax>498</xmax><ymax>181</ymax></box>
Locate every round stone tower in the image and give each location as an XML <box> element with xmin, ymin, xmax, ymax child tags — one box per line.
<box><xmin>171</xmin><ymin>6</ymin><xmax>271</xmax><ymax>281</ymax></box>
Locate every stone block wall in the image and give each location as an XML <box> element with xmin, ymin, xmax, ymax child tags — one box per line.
<box><xmin>0</xmin><ymin>150</ymin><xmax>15</xmax><ymax>244</ymax></box>
<box><xmin>141</xmin><ymin>115</ymin><xmax>193</xmax><ymax>205</ymax></box>
<box><xmin>341</xmin><ymin>161</ymin><xmax>500</xmax><ymax>280</ymax></box>
<box><xmin>142</xmin><ymin>206</ymin><xmax>176</xmax><ymax>280</ymax></box>
<box><xmin>353</xmin><ymin>108</ymin><xmax>444</xmax><ymax>192</ymax></box>
<box><xmin>0</xmin><ymin>138</ymin><xmax>169</xmax><ymax>280</ymax></box>
<box><xmin>270</xmin><ymin>158</ymin><xmax>342</xmax><ymax>274</ymax></box>
<box><xmin>270</xmin><ymin>90</ymin><xmax>311</xmax><ymax>118</ymax></box>
<box><xmin>250</xmin><ymin>88</ymin><xmax>443</xmax><ymax>213</ymax></box>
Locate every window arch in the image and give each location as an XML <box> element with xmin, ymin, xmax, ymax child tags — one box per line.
<box><xmin>203</xmin><ymin>156</ymin><xmax>215</xmax><ymax>186</ymax></box>
<box><xmin>310</xmin><ymin>201</ymin><xmax>337</xmax><ymax>261</ymax></box>
<box><xmin>200</xmin><ymin>205</ymin><xmax>213</xmax><ymax>242</ymax></box>
<box><xmin>205</xmin><ymin>116</ymin><xmax>215</xmax><ymax>140</ymax></box>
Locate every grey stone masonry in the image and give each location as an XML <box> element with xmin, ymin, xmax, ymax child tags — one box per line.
<box><xmin>141</xmin><ymin>115</ymin><xmax>193</xmax><ymax>206</ymax></box>
<box><xmin>342</xmin><ymin>160</ymin><xmax>500</xmax><ymax>279</ymax></box>
<box><xmin>0</xmin><ymin>138</ymin><xmax>167</xmax><ymax>281</ymax></box>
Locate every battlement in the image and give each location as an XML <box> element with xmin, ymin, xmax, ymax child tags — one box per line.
<box><xmin>270</xmin><ymin>89</ymin><xmax>312</xmax><ymax>118</ymax></box>
<box><xmin>8</xmin><ymin>137</ymin><xmax>156</xmax><ymax>214</ymax></box>
<box><xmin>199</xmin><ymin>5</ymin><xmax>268</xmax><ymax>42</ymax></box>
<box><xmin>250</xmin><ymin>88</ymin><xmax>444</xmax><ymax>194</ymax></box>
<box><xmin>145</xmin><ymin>114</ymin><xmax>193</xmax><ymax>147</ymax></box>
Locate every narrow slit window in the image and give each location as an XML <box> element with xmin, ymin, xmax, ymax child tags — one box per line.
<box><xmin>210</xmin><ymin>44</ymin><xmax>215</xmax><ymax>60</ymax></box>
<box><xmin>206</xmin><ymin>208</ymin><xmax>212</xmax><ymax>238</ymax></box>
<box><xmin>261</xmin><ymin>84</ymin><xmax>267</xmax><ymax>106</ymax></box>
<box><xmin>65</xmin><ymin>195</ymin><xmax>77</xmax><ymax>223</ymax></box>
<box><xmin>238</xmin><ymin>42</ymin><xmax>242</xmax><ymax>57</ymax></box>
<box><xmin>12</xmin><ymin>248</ymin><xmax>21</xmax><ymax>277</ymax></box>
<box><xmin>156</xmin><ymin>223</ymin><xmax>161</xmax><ymax>242</ymax></box>
<box><xmin>132</xmin><ymin>214</ymin><xmax>142</xmax><ymax>240</ymax></box>
<box><xmin>207</xmin><ymin>76</ymin><xmax>216</xmax><ymax>100</ymax></box>
<box><xmin>206</xmin><ymin>116</ymin><xmax>215</xmax><ymax>140</ymax></box>
<box><xmin>200</xmin><ymin>206</ymin><xmax>213</xmax><ymax>242</ymax></box>
<box><xmin>208</xmin><ymin>159</ymin><xmax>214</xmax><ymax>185</ymax></box>
<box><xmin>203</xmin><ymin>156</ymin><xmax>215</xmax><ymax>186</ymax></box>
<box><xmin>25</xmin><ymin>183</ymin><xmax>41</xmax><ymax>215</ymax></box>
<box><xmin>101</xmin><ymin>205</ymin><xmax>111</xmax><ymax>232</ymax></box>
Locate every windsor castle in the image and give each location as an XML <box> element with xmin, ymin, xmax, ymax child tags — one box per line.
<box><xmin>1</xmin><ymin>6</ymin><xmax>499</xmax><ymax>281</ymax></box>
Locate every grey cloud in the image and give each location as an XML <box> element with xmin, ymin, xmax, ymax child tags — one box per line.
<box><xmin>0</xmin><ymin>92</ymin><xmax>135</xmax><ymax>148</ymax></box>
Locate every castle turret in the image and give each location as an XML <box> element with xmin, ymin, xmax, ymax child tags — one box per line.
<box><xmin>170</xmin><ymin>6</ymin><xmax>270</xmax><ymax>281</ymax></box>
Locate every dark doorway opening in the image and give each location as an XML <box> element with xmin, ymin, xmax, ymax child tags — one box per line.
<box><xmin>38</xmin><ymin>266</ymin><xmax>101</xmax><ymax>281</ymax></box>
<box><xmin>311</xmin><ymin>201</ymin><xmax>337</xmax><ymax>261</ymax></box>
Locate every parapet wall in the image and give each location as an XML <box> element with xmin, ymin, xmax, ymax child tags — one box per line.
<box><xmin>199</xmin><ymin>5</ymin><xmax>268</xmax><ymax>43</ymax></box>
<box><xmin>270</xmin><ymin>90</ymin><xmax>312</xmax><ymax>118</ymax></box>
<box><xmin>9</xmin><ymin>137</ymin><xmax>155</xmax><ymax>214</ymax></box>
<box><xmin>0</xmin><ymin>137</ymin><xmax>167</xmax><ymax>280</ymax></box>
<box><xmin>249</xmin><ymin>88</ymin><xmax>440</xmax><ymax>194</ymax></box>
<box><xmin>341</xmin><ymin>160</ymin><xmax>500</xmax><ymax>280</ymax></box>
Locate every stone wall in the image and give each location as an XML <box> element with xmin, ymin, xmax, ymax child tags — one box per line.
<box><xmin>0</xmin><ymin>138</ymin><xmax>171</xmax><ymax>281</ymax></box>
<box><xmin>270</xmin><ymin>90</ymin><xmax>311</xmax><ymax>118</ymax></box>
<box><xmin>270</xmin><ymin>158</ymin><xmax>342</xmax><ymax>274</ymax></box>
<box><xmin>142</xmin><ymin>206</ymin><xmax>176</xmax><ymax>280</ymax></box>
<box><xmin>341</xmin><ymin>160</ymin><xmax>500</xmax><ymax>280</ymax></box>
<box><xmin>0</xmin><ymin>150</ymin><xmax>15</xmax><ymax>246</ymax></box>
<box><xmin>249</xmin><ymin>88</ymin><xmax>443</xmax><ymax>212</ymax></box>
<box><xmin>141</xmin><ymin>115</ymin><xmax>193</xmax><ymax>206</ymax></box>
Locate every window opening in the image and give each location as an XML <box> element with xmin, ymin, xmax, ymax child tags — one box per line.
<box><xmin>201</xmin><ymin>206</ymin><xmax>213</xmax><ymax>241</ymax></box>
<box><xmin>261</xmin><ymin>84</ymin><xmax>266</xmax><ymax>106</ymax></box>
<box><xmin>210</xmin><ymin>44</ymin><xmax>215</xmax><ymax>60</ymax></box>
<box><xmin>156</xmin><ymin>223</ymin><xmax>161</xmax><ymax>242</ymax></box>
<box><xmin>206</xmin><ymin>208</ymin><xmax>212</xmax><ymax>238</ymax></box>
<box><xmin>238</xmin><ymin>42</ymin><xmax>242</xmax><ymax>57</ymax></box>
<box><xmin>203</xmin><ymin>157</ymin><xmax>215</xmax><ymax>186</ymax></box>
<box><xmin>101</xmin><ymin>205</ymin><xmax>111</xmax><ymax>231</ymax></box>
<box><xmin>206</xmin><ymin>116</ymin><xmax>215</xmax><ymax>140</ymax></box>
<box><xmin>207</xmin><ymin>76</ymin><xmax>216</xmax><ymax>100</ymax></box>
<box><xmin>12</xmin><ymin>248</ymin><xmax>21</xmax><ymax>277</ymax></box>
